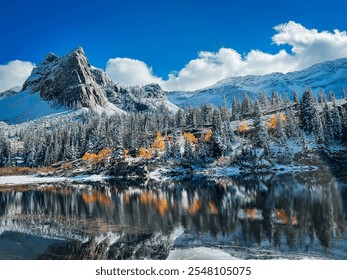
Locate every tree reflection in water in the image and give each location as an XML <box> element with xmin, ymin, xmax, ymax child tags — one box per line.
<box><xmin>0</xmin><ymin>171</ymin><xmax>346</xmax><ymax>259</ymax></box>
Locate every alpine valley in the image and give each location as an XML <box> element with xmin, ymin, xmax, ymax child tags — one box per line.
<box><xmin>0</xmin><ymin>47</ymin><xmax>347</xmax><ymax>260</ymax></box>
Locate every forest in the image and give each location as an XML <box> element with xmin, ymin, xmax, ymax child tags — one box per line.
<box><xmin>0</xmin><ymin>87</ymin><xmax>346</xmax><ymax>173</ymax></box>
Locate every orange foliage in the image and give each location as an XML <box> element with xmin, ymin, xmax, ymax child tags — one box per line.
<box><xmin>276</xmin><ymin>209</ymin><xmax>298</xmax><ymax>225</ymax></box>
<box><xmin>188</xmin><ymin>199</ymin><xmax>201</xmax><ymax>214</ymax></box>
<box><xmin>204</xmin><ymin>129</ymin><xmax>212</xmax><ymax>142</ymax></box>
<box><xmin>153</xmin><ymin>197</ymin><xmax>169</xmax><ymax>216</ymax></box>
<box><xmin>140</xmin><ymin>191</ymin><xmax>169</xmax><ymax>216</ymax></box>
<box><xmin>246</xmin><ymin>208</ymin><xmax>256</xmax><ymax>221</ymax></box>
<box><xmin>239</xmin><ymin>121</ymin><xmax>248</xmax><ymax>133</ymax></box>
<box><xmin>124</xmin><ymin>149</ymin><xmax>130</xmax><ymax>159</ymax></box>
<box><xmin>209</xmin><ymin>201</ymin><xmax>218</xmax><ymax>214</ymax></box>
<box><xmin>82</xmin><ymin>147</ymin><xmax>113</xmax><ymax>164</ymax></box>
<box><xmin>151</xmin><ymin>131</ymin><xmax>165</xmax><ymax>151</ymax></box>
<box><xmin>82</xmin><ymin>191</ymin><xmax>111</xmax><ymax>206</ymax></box>
<box><xmin>137</xmin><ymin>147</ymin><xmax>151</xmax><ymax>159</ymax></box>
<box><xmin>140</xmin><ymin>191</ymin><xmax>153</xmax><ymax>205</ymax></box>
<box><xmin>183</xmin><ymin>132</ymin><xmax>197</xmax><ymax>144</ymax></box>
<box><xmin>268</xmin><ymin>114</ymin><xmax>286</xmax><ymax>129</ymax></box>
<box><xmin>124</xmin><ymin>191</ymin><xmax>130</xmax><ymax>204</ymax></box>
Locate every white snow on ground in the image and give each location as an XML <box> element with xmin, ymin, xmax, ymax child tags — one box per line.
<box><xmin>0</xmin><ymin>175</ymin><xmax>68</xmax><ymax>185</ymax></box>
<box><xmin>0</xmin><ymin>174</ymin><xmax>113</xmax><ymax>185</ymax></box>
<box><xmin>71</xmin><ymin>174</ymin><xmax>114</xmax><ymax>182</ymax></box>
<box><xmin>0</xmin><ymin>89</ymin><xmax>125</xmax><ymax>125</ymax></box>
<box><xmin>0</xmin><ymin>90</ymin><xmax>75</xmax><ymax>124</ymax></box>
<box><xmin>167</xmin><ymin>247</ymin><xmax>238</xmax><ymax>260</ymax></box>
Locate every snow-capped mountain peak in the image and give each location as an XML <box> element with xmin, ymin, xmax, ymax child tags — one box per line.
<box><xmin>22</xmin><ymin>46</ymin><xmax>109</xmax><ymax>108</ymax></box>
<box><xmin>166</xmin><ymin>58</ymin><xmax>347</xmax><ymax>107</ymax></box>
<box><xmin>0</xmin><ymin>48</ymin><xmax>177</xmax><ymax>124</ymax></box>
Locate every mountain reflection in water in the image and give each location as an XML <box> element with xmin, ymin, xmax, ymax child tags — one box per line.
<box><xmin>0</xmin><ymin>171</ymin><xmax>346</xmax><ymax>260</ymax></box>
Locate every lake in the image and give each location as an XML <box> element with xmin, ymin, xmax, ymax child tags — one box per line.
<box><xmin>0</xmin><ymin>168</ymin><xmax>346</xmax><ymax>259</ymax></box>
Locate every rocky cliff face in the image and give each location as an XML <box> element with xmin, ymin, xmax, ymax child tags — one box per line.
<box><xmin>21</xmin><ymin>47</ymin><xmax>177</xmax><ymax>112</ymax></box>
<box><xmin>22</xmin><ymin>47</ymin><xmax>109</xmax><ymax>108</ymax></box>
<box><xmin>106</xmin><ymin>83</ymin><xmax>177</xmax><ymax>112</ymax></box>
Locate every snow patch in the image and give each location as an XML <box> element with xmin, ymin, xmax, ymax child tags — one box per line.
<box><xmin>0</xmin><ymin>90</ymin><xmax>74</xmax><ymax>124</ymax></box>
<box><xmin>0</xmin><ymin>174</ymin><xmax>114</xmax><ymax>185</ymax></box>
<box><xmin>167</xmin><ymin>247</ymin><xmax>238</xmax><ymax>260</ymax></box>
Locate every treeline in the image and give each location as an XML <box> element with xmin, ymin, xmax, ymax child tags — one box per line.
<box><xmin>0</xmin><ymin>88</ymin><xmax>346</xmax><ymax>168</ymax></box>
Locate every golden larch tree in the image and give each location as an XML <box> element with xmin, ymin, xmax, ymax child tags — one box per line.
<box><xmin>268</xmin><ymin>114</ymin><xmax>286</xmax><ymax>129</ymax></box>
<box><xmin>137</xmin><ymin>147</ymin><xmax>151</xmax><ymax>159</ymax></box>
<box><xmin>204</xmin><ymin>129</ymin><xmax>212</xmax><ymax>141</ymax></box>
<box><xmin>183</xmin><ymin>132</ymin><xmax>197</xmax><ymax>144</ymax></box>
<box><xmin>239</xmin><ymin>121</ymin><xmax>248</xmax><ymax>133</ymax></box>
<box><xmin>151</xmin><ymin>131</ymin><xmax>165</xmax><ymax>151</ymax></box>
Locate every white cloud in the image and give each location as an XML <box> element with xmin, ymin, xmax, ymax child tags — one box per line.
<box><xmin>0</xmin><ymin>60</ymin><xmax>35</xmax><ymax>92</ymax></box>
<box><xmin>106</xmin><ymin>21</ymin><xmax>347</xmax><ymax>91</ymax></box>
<box><xmin>106</xmin><ymin>58</ymin><xmax>162</xmax><ymax>87</ymax></box>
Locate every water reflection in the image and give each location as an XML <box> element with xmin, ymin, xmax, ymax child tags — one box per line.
<box><xmin>0</xmin><ymin>171</ymin><xmax>346</xmax><ymax>259</ymax></box>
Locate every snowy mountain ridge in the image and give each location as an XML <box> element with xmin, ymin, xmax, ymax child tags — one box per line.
<box><xmin>166</xmin><ymin>58</ymin><xmax>347</xmax><ymax>107</ymax></box>
<box><xmin>0</xmin><ymin>47</ymin><xmax>177</xmax><ymax>124</ymax></box>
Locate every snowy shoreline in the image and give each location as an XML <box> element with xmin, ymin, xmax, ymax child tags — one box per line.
<box><xmin>0</xmin><ymin>174</ymin><xmax>113</xmax><ymax>185</ymax></box>
<box><xmin>0</xmin><ymin>152</ymin><xmax>339</xmax><ymax>186</ymax></box>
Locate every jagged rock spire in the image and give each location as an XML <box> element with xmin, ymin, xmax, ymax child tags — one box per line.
<box><xmin>22</xmin><ymin>47</ymin><xmax>109</xmax><ymax>108</ymax></box>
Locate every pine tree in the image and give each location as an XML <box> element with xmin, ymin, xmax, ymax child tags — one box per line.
<box><xmin>275</xmin><ymin>113</ymin><xmax>287</xmax><ymax>144</ymax></box>
<box><xmin>323</xmin><ymin>102</ymin><xmax>334</xmax><ymax>145</ymax></box>
<box><xmin>253</xmin><ymin>101</ymin><xmax>270</xmax><ymax>155</ymax></box>
<box><xmin>284</xmin><ymin>101</ymin><xmax>299</xmax><ymax>138</ymax></box>
<box><xmin>172</xmin><ymin>136</ymin><xmax>182</xmax><ymax>163</ymax></box>
<box><xmin>196</xmin><ymin>138</ymin><xmax>211</xmax><ymax>163</ymax></box>
<box><xmin>176</xmin><ymin>109</ymin><xmax>185</xmax><ymax>128</ymax></box>
<box><xmin>163</xmin><ymin>140</ymin><xmax>171</xmax><ymax>160</ymax></box>
<box><xmin>183</xmin><ymin>138</ymin><xmax>193</xmax><ymax>162</ymax></box>
<box><xmin>0</xmin><ymin>132</ymin><xmax>10</xmax><ymax>167</ymax></box>
<box><xmin>318</xmin><ymin>91</ymin><xmax>327</xmax><ymax>104</ymax></box>
<box><xmin>224</xmin><ymin>122</ymin><xmax>236</xmax><ymax>150</ymax></box>
<box><xmin>241</xmin><ymin>93</ymin><xmax>252</xmax><ymax>117</ymax></box>
<box><xmin>231</xmin><ymin>96</ymin><xmax>241</xmax><ymax>120</ymax></box>
<box><xmin>329</xmin><ymin>91</ymin><xmax>335</xmax><ymax>102</ymax></box>
<box><xmin>201</xmin><ymin>104</ymin><xmax>213</xmax><ymax>125</ymax></box>
<box><xmin>293</xmin><ymin>91</ymin><xmax>299</xmax><ymax>110</ymax></box>
<box><xmin>271</xmin><ymin>90</ymin><xmax>283</xmax><ymax>109</ymax></box>
<box><xmin>300</xmin><ymin>88</ymin><xmax>319</xmax><ymax>134</ymax></box>
<box><xmin>258</xmin><ymin>90</ymin><xmax>270</xmax><ymax>110</ymax></box>
<box><xmin>331</xmin><ymin>101</ymin><xmax>342</xmax><ymax>140</ymax></box>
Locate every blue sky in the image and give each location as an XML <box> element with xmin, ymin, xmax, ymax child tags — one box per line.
<box><xmin>1</xmin><ymin>0</ymin><xmax>347</xmax><ymax>91</ymax></box>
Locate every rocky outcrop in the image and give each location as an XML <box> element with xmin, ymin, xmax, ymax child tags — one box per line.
<box><xmin>106</xmin><ymin>83</ymin><xmax>177</xmax><ymax>112</ymax></box>
<box><xmin>0</xmin><ymin>86</ymin><xmax>21</xmax><ymax>100</ymax></box>
<box><xmin>22</xmin><ymin>47</ymin><xmax>109</xmax><ymax>108</ymax></box>
<box><xmin>16</xmin><ymin>47</ymin><xmax>178</xmax><ymax>112</ymax></box>
<box><xmin>109</xmin><ymin>161</ymin><xmax>148</xmax><ymax>178</ymax></box>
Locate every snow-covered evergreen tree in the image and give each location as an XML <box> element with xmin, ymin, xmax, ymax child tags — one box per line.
<box><xmin>252</xmin><ymin>101</ymin><xmax>270</xmax><ymax>155</ymax></box>
<box><xmin>300</xmin><ymin>87</ymin><xmax>320</xmax><ymax>134</ymax></box>
<box><xmin>241</xmin><ymin>94</ymin><xmax>252</xmax><ymax>117</ymax></box>
<box><xmin>231</xmin><ymin>96</ymin><xmax>241</xmax><ymax>120</ymax></box>
<box><xmin>271</xmin><ymin>90</ymin><xmax>283</xmax><ymax>109</ymax></box>
<box><xmin>258</xmin><ymin>90</ymin><xmax>270</xmax><ymax>110</ymax></box>
<box><xmin>0</xmin><ymin>132</ymin><xmax>10</xmax><ymax>167</ymax></box>
<box><xmin>275</xmin><ymin>113</ymin><xmax>287</xmax><ymax>144</ymax></box>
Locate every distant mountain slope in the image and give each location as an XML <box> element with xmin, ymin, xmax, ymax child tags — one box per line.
<box><xmin>166</xmin><ymin>58</ymin><xmax>347</xmax><ymax>107</ymax></box>
<box><xmin>0</xmin><ymin>91</ymin><xmax>74</xmax><ymax>125</ymax></box>
<box><xmin>0</xmin><ymin>47</ymin><xmax>177</xmax><ymax>124</ymax></box>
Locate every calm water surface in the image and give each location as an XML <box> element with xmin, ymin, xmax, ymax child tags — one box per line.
<box><xmin>0</xmin><ymin>170</ymin><xmax>346</xmax><ymax>259</ymax></box>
